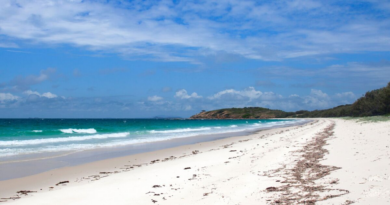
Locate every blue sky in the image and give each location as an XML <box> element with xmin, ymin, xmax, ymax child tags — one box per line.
<box><xmin>1</xmin><ymin>0</ymin><xmax>390</xmax><ymax>118</ymax></box>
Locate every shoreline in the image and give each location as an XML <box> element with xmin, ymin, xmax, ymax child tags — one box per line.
<box><xmin>0</xmin><ymin>118</ymin><xmax>297</xmax><ymax>161</ymax></box>
<box><xmin>1</xmin><ymin>118</ymin><xmax>389</xmax><ymax>204</ymax></box>
<box><xmin>0</xmin><ymin>119</ymin><xmax>307</xmax><ymax>181</ymax></box>
<box><xmin>0</xmin><ymin>120</ymin><xmax>309</xmax><ymax>200</ymax></box>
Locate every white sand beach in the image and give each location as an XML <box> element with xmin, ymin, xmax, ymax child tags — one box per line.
<box><xmin>1</xmin><ymin>118</ymin><xmax>390</xmax><ymax>204</ymax></box>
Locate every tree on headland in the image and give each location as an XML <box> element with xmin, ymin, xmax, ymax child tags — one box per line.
<box><xmin>190</xmin><ymin>82</ymin><xmax>390</xmax><ymax>119</ymax></box>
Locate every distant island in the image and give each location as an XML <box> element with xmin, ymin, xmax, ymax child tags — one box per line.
<box><xmin>190</xmin><ymin>82</ymin><xmax>390</xmax><ymax>119</ymax></box>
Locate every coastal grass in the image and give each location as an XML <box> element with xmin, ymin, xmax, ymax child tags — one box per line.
<box><xmin>343</xmin><ymin>115</ymin><xmax>390</xmax><ymax>122</ymax></box>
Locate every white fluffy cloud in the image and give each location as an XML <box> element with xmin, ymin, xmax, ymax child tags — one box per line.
<box><xmin>208</xmin><ymin>87</ymin><xmax>263</xmax><ymax>101</ymax></box>
<box><xmin>302</xmin><ymin>89</ymin><xmax>330</xmax><ymax>108</ymax></box>
<box><xmin>300</xmin><ymin>90</ymin><xmax>358</xmax><ymax>109</ymax></box>
<box><xmin>147</xmin><ymin>95</ymin><xmax>163</xmax><ymax>101</ymax></box>
<box><xmin>0</xmin><ymin>93</ymin><xmax>19</xmax><ymax>102</ymax></box>
<box><xmin>24</xmin><ymin>90</ymin><xmax>58</xmax><ymax>98</ymax></box>
<box><xmin>175</xmin><ymin>89</ymin><xmax>202</xmax><ymax>99</ymax></box>
<box><xmin>335</xmin><ymin>91</ymin><xmax>357</xmax><ymax>104</ymax></box>
<box><xmin>310</xmin><ymin>89</ymin><xmax>329</xmax><ymax>99</ymax></box>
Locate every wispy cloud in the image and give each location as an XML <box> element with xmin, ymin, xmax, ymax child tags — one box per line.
<box><xmin>1</xmin><ymin>0</ymin><xmax>390</xmax><ymax>62</ymax></box>
<box><xmin>147</xmin><ymin>95</ymin><xmax>163</xmax><ymax>101</ymax></box>
<box><xmin>255</xmin><ymin>60</ymin><xmax>390</xmax><ymax>89</ymax></box>
<box><xmin>255</xmin><ymin>81</ymin><xmax>278</xmax><ymax>88</ymax></box>
<box><xmin>0</xmin><ymin>42</ymin><xmax>18</xmax><ymax>48</ymax></box>
<box><xmin>161</xmin><ymin>87</ymin><xmax>172</xmax><ymax>92</ymax></box>
<box><xmin>3</xmin><ymin>68</ymin><xmax>57</xmax><ymax>92</ymax></box>
<box><xmin>24</xmin><ymin>90</ymin><xmax>58</xmax><ymax>99</ymax></box>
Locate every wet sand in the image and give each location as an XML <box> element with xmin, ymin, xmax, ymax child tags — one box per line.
<box><xmin>0</xmin><ymin>121</ymin><xmax>307</xmax><ymax>181</ymax></box>
<box><xmin>0</xmin><ymin>121</ymin><xmax>307</xmax><ymax>200</ymax></box>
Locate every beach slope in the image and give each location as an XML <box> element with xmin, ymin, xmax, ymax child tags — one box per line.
<box><xmin>2</xmin><ymin>118</ymin><xmax>390</xmax><ymax>204</ymax></box>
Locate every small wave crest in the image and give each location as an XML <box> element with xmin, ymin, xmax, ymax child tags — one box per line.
<box><xmin>60</xmin><ymin>128</ymin><xmax>97</xmax><ymax>134</ymax></box>
<box><xmin>150</xmin><ymin>127</ymin><xmax>211</xmax><ymax>134</ymax></box>
<box><xmin>0</xmin><ymin>119</ymin><xmax>305</xmax><ymax>158</ymax></box>
<box><xmin>0</xmin><ymin>132</ymin><xmax>130</xmax><ymax>146</ymax></box>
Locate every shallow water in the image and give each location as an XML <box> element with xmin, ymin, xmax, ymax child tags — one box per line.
<box><xmin>0</xmin><ymin>118</ymin><xmax>308</xmax><ymax>180</ymax></box>
<box><xmin>0</xmin><ymin>118</ymin><xmax>302</xmax><ymax>158</ymax></box>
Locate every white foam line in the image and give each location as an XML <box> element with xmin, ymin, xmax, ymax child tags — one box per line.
<box><xmin>0</xmin><ymin>132</ymin><xmax>130</xmax><ymax>146</ymax></box>
<box><xmin>60</xmin><ymin>128</ymin><xmax>97</xmax><ymax>134</ymax></box>
<box><xmin>0</xmin><ymin>120</ymin><xmax>305</xmax><ymax>157</ymax></box>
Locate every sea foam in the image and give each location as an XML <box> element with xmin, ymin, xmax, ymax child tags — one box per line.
<box><xmin>0</xmin><ymin>119</ymin><xmax>306</xmax><ymax>158</ymax></box>
<box><xmin>0</xmin><ymin>132</ymin><xmax>130</xmax><ymax>146</ymax></box>
<box><xmin>60</xmin><ymin>128</ymin><xmax>97</xmax><ymax>134</ymax></box>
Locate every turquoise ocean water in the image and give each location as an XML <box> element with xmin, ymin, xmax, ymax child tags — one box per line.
<box><xmin>0</xmin><ymin>119</ymin><xmax>302</xmax><ymax>158</ymax></box>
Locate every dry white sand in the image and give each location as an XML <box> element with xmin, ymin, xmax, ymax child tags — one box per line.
<box><xmin>318</xmin><ymin>119</ymin><xmax>390</xmax><ymax>205</ymax></box>
<box><xmin>1</xmin><ymin>118</ymin><xmax>389</xmax><ymax>204</ymax></box>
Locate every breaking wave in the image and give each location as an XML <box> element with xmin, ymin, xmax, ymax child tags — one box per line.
<box><xmin>59</xmin><ymin>128</ymin><xmax>97</xmax><ymax>134</ymax></box>
<box><xmin>0</xmin><ymin>132</ymin><xmax>130</xmax><ymax>146</ymax></box>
